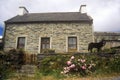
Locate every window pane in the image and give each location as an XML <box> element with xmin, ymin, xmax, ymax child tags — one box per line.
<box><xmin>72</xmin><ymin>38</ymin><xmax>77</xmax><ymax>44</ymax></box>
<box><xmin>42</xmin><ymin>44</ymin><xmax>46</xmax><ymax>49</ymax></box>
<box><xmin>41</xmin><ymin>37</ymin><xmax>50</xmax><ymax>52</ymax></box>
<box><xmin>46</xmin><ymin>44</ymin><xmax>50</xmax><ymax>49</ymax></box>
<box><xmin>68</xmin><ymin>37</ymin><xmax>77</xmax><ymax>44</ymax></box>
<box><xmin>68</xmin><ymin>38</ymin><xmax>73</xmax><ymax>44</ymax></box>
<box><xmin>68</xmin><ymin>37</ymin><xmax>77</xmax><ymax>50</ymax></box>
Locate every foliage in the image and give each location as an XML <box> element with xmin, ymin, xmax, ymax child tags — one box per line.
<box><xmin>38</xmin><ymin>52</ymin><xmax>120</xmax><ymax>78</ymax></box>
<box><xmin>61</xmin><ymin>55</ymin><xmax>96</xmax><ymax>76</ymax></box>
<box><xmin>6</xmin><ymin>49</ymin><xmax>25</xmax><ymax>69</ymax></box>
<box><xmin>38</xmin><ymin>54</ymin><xmax>70</xmax><ymax>79</ymax></box>
<box><xmin>39</xmin><ymin>55</ymin><xmax>69</xmax><ymax>76</ymax></box>
<box><xmin>91</xmin><ymin>54</ymin><xmax>120</xmax><ymax>75</ymax></box>
<box><xmin>107</xmin><ymin>55</ymin><xmax>120</xmax><ymax>73</ymax></box>
<box><xmin>101</xmin><ymin>48</ymin><xmax>116</xmax><ymax>53</ymax></box>
<box><xmin>41</xmin><ymin>49</ymin><xmax>55</xmax><ymax>54</ymax></box>
<box><xmin>0</xmin><ymin>49</ymin><xmax>26</xmax><ymax>80</ymax></box>
<box><xmin>0</xmin><ymin>51</ymin><xmax>11</xmax><ymax>80</ymax></box>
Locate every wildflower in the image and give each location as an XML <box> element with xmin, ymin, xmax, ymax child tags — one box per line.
<box><xmin>81</xmin><ymin>65</ymin><xmax>86</xmax><ymax>70</ymax></box>
<box><xmin>71</xmin><ymin>56</ymin><xmax>75</xmax><ymax>60</ymax></box>
<box><xmin>69</xmin><ymin>64</ymin><xmax>76</xmax><ymax>69</ymax></box>
<box><xmin>64</xmin><ymin>67</ymin><xmax>70</xmax><ymax>71</ymax></box>
<box><xmin>80</xmin><ymin>59</ymin><xmax>86</xmax><ymax>63</ymax></box>
<box><xmin>67</xmin><ymin>61</ymin><xmax>72</xmax><ymax>65</ymax></box>
<box><xmin>63</xmin><ymin>67</ymin><xmax>70</xmax><ymax>74</ymax></box>
<box><xmin>78</xmin><ymin>59</ymin><xmax>81</xmax><ymax>62</ymax></box>
<box><xmin>61</xmin><ymin>71</ymin><xmax>64</xmax><ymax>74</ymax></box>
<box><xmin>64</xmin><ymin>70</ymin><xmax>69</xmax><ymax>74</ymax></box>
<box><xmin>90</xmin><ymin>61</ymin><xmax>96</xmax><ymax>66</ymax></box>
<box><xmin>88</xmin><ymin>65</ymin><xmax>92</xmax><ymax>69</ymax></box>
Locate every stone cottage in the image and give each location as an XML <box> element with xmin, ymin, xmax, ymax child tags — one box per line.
<box><xmin>4</xmin><ymin>5</ymin><xmax>94</xmax><ymax>54</ymax></box>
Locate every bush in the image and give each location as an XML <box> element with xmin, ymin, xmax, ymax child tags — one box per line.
<box><xmin>61</xmin><ymin>55</ymin><xmax>96</xmax><ymax>76</ymax></box>
<box><xmin>0</xmin><ymin>49</ymin><xmax>26</xmax><ymax>80</ymax></box>
<box><xmin>38</xmin><ymin>53</ymin><xmax>120</xmax><ymax>77</ymax></box>
<box><xmin>5</xmin><ymin>49</ymin><xmax>25</xmax><ymax>69</ymax></box>
<box><xmin>39</xmin><ymin>55</ymin><xmax>69</xmax><ymax>75</ymax></box>
<box><xmin>109</xmin><ymin>55</ymin><xmax>120</xmax><ymax>73</ymax></box>
<box><xmin>41</xmin><ymin>49</ymin><xmax>55</xmax><ymax>54</ymax></box>
<box><xmin>0</xmin><ymin>51</ymin><xmax>11</xmax><ymax>80</ymax></box>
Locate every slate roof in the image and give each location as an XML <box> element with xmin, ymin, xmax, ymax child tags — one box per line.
<box><xmin>5</xmin><ymin>12</ymin><xmax>93</xmax><ymax>23</ymax></box>
<box><xmin>94</xmin><ymin>32</ymin><xmax>120</xmax><ymax>36</ymax></box>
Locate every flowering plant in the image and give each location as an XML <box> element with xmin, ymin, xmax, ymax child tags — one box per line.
<box><xmin>61</xmin><ymin>55</ymin><xmax>96</xmax><ymax>76</ymax></box>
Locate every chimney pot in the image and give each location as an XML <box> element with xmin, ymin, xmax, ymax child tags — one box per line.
<box><xmin>79</xmin><ymin>5</ymin><xmax>87</xmax><ymax>13</ymax></box>
<box><xmin>18</xmin><ymin>6</ymin><xmax>29</xmax><ymax>16</ymax></box>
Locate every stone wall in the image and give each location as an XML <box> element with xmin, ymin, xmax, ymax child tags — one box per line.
<box><xmin>4</xmin><ymin>22</ymin><xmax>93</xmax><ymax>54</ymax></box>
<box><xmin>94</xmin><ymin>32</ymin><xmax>120</xmax><ymax>49</ymax></box>
<box><xmin>94</xmin><ymin>32</ymin><xmax>120</xmax><ymax>42</ymax></box>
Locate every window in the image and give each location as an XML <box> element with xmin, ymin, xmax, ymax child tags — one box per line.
<box><xmin>17</xmin><ymin>37</ymin><xmax>26</xmax><ymax>49</ymax></box>
<box><xmin>68</xmin><ymin>37</ymin><xmax>77</xmax><ymax>52</ymax></box>
<box><xmin>41</xmin><ymin>37</ymin><xmax>50</xmax><ymax>52</ymax></box>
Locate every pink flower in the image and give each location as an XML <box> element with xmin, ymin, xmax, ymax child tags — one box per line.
<box><xmin>69</xmin><ymin>64</ymin><xmax>75</xmax><ymax>69</ymax></box>
<box><xmin>81</xmin><ymin>66</ymin><xmax>86</xmax><ymax>70</ymax></box>
<box><xmin>64</xmin><ymin>67</ymin><xmax>70</xmax><ymax>70</ymax></box>
<box><xmin>64</xmin><ymin>70</ymin><xmax>69</xmax><ymax>74</ymax></box>
<box><xmin>63</xmin><ymin>67</ymin><xmax>70</xmax><ymax>74</ymax></box>
<box><xmin>71</xmin><ymin>56</ymin><xmax>75</xmax><ymax>60</ymax></box>
<box><xmin>67</xmin><ymin>61</ymin><xmax>72</xmax><ymax>65</ymax></box>
<box><xmin>80</xmin><ymin>59</ymin><xmax>86</xmax><ymax>63</ymax></box>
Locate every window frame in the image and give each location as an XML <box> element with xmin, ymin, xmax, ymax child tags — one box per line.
<box><xmin>40</xmin><ymin>37</ymin><xmax>50</xmax><ymax>52</ymax></box>
<box><xmin>16</xmin><ymin>37</ymin><xmax>26</xmax><ymax>50</ymax></box>
<box><xmin>68</xmin><ymin>37</ymin><xmax>77</xmax><ymax>52</ymax></box>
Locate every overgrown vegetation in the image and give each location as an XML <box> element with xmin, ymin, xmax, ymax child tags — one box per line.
<box><xmin>0</xmin><ymin>48</ymin><xmax>120</xmax><ymax>80</ymax></box>
<box><xmin>0</xmin><ymin>51</ymin><xmax>10</xmax><ymax>80</ymax></box>
<box><xmin>0</xmin><ymin>49</ymin><xmax>25</xmax><ymax>80</ymax></box>
<box><xmin>38</xmin><ymin>52</ymin><xmax>120</xmax><ymax>79</ymax></box>
<box><xmin>38</xmin><ymin>54</ymin><xmax>69</xmax><ymax>79</ymax></box>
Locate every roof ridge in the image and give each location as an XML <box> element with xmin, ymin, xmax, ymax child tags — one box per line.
<box><xmin>28</xmin><ymin>12</ymin><xmax>81</xmax><ymax>14</ymax></box>
<box><xmin>27</xmin><ymin>12</ymin><xmax>82</xmax><ymax>15</ymax></box>
<box><xmin>5</xmin><ymin>12</ymin><xmax>93</xmax><ymax>23</ymax></box>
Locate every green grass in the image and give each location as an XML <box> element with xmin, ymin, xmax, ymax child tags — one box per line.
<box><xmin>8</xmin><ymin>72</ymin><xmax>120</xmax><ymax>80</ymax></box>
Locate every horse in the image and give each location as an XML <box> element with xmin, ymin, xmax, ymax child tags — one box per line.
<box><xmin>88</xmin><ymin>40</ymin><xmax>106</xmax><ymax>53</ymax></box>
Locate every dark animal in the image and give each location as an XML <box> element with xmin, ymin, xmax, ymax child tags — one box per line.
<box><xmin>88</xmin><ymin>40</ymin><xmax>106</xmax><ymax>53</ymax></box>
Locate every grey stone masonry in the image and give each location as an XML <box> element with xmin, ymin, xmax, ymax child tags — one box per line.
<box><xmin>4</xmin><ymin>22</ymin><xmax>93</xmax><ymax>54</ymax></box>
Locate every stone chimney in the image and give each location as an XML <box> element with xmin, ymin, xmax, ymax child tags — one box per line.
<box><xmin>18</xmin><ymin>6</ymin><xmax>29</xmax><ymax>16</ymax></box>
<box><xmin>79</xmin><ymin>5</ymin><xmax>87</xmax><ymax>14</ymax></box>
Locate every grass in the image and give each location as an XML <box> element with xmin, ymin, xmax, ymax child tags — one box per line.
<box><xmin>8</xmin><ymin>71</ymin><xmax>120</xmax><ymax>80</ymax></box>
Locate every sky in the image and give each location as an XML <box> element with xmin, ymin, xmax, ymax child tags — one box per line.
<box><xmin>0</xmin><ymin>0</ymin><xmax>120</xmax><ymax>36</ymax></box>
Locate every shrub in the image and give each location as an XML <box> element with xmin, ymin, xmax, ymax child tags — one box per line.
<box><xmin>38</xmin><ymin>52</ymin><xmax>120</xmax><ymax>78</ymax></box>
<box><xmin>39</xmin><ymin>55</ymin><xmax>69</xmax><ymax>76</ymax></box>
<box><xmin>61</xmin><ymin>55</ymin><xmax>96</xmax><ymax>76</ymax></box>
<box><xmin>41</xmin><ymin>49</ymin><xmax>55</xmax><ymax>54</ymax></box>
<box><xmin>109</xmin><ymin>55</ymin><xmax>120</xmax><ymax>73</ymax></box>
<box><xmin>5</xmin><ymin>49</ymin><xmax>25</xmax><ymax>69</ymax></box>
<box><xmin>0</xmin><ymin>51</ymin><xmax>11</xmax><ymax>80</ymax></box>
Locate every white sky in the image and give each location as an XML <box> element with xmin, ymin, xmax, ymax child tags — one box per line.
<box><xmin>0</xmin><ymin>0</ymin><xmax>120</xmax><ymax>32</ymax></box>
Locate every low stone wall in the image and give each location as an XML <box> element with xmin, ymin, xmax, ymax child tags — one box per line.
<box><xmin>103</xmin><ymin>40</ymin><xmax>120</xmax><ymax>49</ymax></box>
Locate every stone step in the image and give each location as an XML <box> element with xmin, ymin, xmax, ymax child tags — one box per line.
<box><xmin>19</xmin><ymin>65</ymin><xmax>37</xmax><ymax>74</ymax></box>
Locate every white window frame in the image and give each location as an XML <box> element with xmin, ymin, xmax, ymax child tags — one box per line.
<box><xmin>38</xmin><ymin>37</ymin><xmax>52</xmax><ymax>53</ymax></box>
<box><xmin>66</xmin><ymin>36</ymin><xmax>79</xmax><ymax>52</ymax></box>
